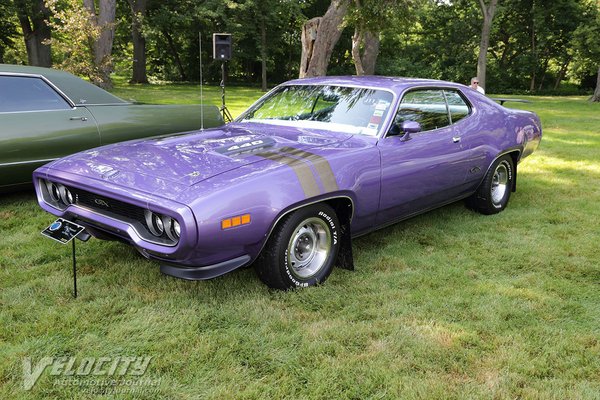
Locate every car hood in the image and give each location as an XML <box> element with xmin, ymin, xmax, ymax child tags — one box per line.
<box><xmin>48</xmin><ymin>122</ymin><xmax>353</xmax><ymax>188</ymax></box>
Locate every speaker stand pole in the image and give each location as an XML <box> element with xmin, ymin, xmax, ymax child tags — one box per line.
<box><xmin>220</xmin><ymin>61</ymin><xmax>233</xmax><ymax>123</ymax></box>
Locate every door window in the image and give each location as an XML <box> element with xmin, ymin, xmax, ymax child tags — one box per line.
<box><xmin>0</xmin><ymin>75</ymin><xmax>71</xmax><ymax>112</ymax></box>
<box><xmin>444</xmin><ymin>90</ymin><xmax>471</xmax><ymax>123</ymax></box>
<box><xmin>394</xmin><ymin>89</ymin><xmax>450</xmax><ymax>132</ymax></box>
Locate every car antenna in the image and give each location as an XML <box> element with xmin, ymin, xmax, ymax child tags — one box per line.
<box><xmin>199</xmin><ymin>32</ymin><xmax>204</xmax><ymax>131</ymax></box>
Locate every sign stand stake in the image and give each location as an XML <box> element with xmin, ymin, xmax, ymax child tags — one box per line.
<box><xmin>72</xmin><ymin>239</ymin><xmax>77</xmax><ymax>298</ymax></box>
<box><xmin>41</xmin><ymin>218</ymin><xmax>86</xmax><ymax>299</ymax></box>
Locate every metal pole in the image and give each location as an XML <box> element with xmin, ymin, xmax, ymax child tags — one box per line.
<box><xmin>199</xmin><ymin>32</ymin><xmax>204</xmax><ymax>131</ymax></box>
<box><xmin>221</xmin><ymin>61</ymin><xmax>226</xmax><ymax>120</ymax></box>
<box><xmin>72</xmin><ymin>239</ymin><xmax>77</xmax><ymax>298</ymax></box>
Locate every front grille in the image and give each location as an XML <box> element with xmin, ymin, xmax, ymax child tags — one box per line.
<box><xmin>69</xmin><ymin>186</ymin><xmax>147</xmax><ymax>227</ymax></box>
<box><xmin>39</xmin><ymin>179</ymin><xmax>180</xmax><ymax>246</ymax></box>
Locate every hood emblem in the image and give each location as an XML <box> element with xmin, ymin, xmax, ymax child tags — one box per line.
<box><xmin>102</xmin><ymin>168</ymin><xmax>120</xmax><ymax>180</ymax></box>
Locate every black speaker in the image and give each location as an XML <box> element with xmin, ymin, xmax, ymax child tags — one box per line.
<box><xmin>213</xmin><ymin>33</ymin><xmax>232</xmax><ymax>60</ymax></box>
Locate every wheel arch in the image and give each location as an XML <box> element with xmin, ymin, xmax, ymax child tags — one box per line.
<box><xmin>255</xmin><ymin>193</ymin><xmax>356</xmax><ymax>270</ymax></box>
<box><xmin>481</xmin><ymin>148</ymin><xmax>521</xmax><ymax>193</ymax></box>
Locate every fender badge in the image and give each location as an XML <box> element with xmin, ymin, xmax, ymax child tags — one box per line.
<box><xmin>102</xmin><ymin>168</ymin><xmax>120</xmax><ymax>180</ymax></box>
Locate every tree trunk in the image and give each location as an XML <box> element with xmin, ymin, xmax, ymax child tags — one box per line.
<box><xmin>299</xmin><ymin>0</ymin><xmax>349</xmax><ymax>78</ymax></box>
<box><xmin>17</xmin><ymin>0</ymin><xmax>52</xmax><ymax>67</ymax></box>
<box><xmin>553</xmin><ymin>58</ymin><xmax>570</xmax><ymax>90</ymax></box>
<box><xmin>260</xmin><ymin>17</ymin><xmax>267</xmax><ymax>91</ymax></box>
<box><xmin>529</xmin><ymin>1</ymin><xmax>536</xmax><ymax>92</ymax></box>
<box><xmin>83</xmin><ymin>0</ymin><xmax>116</xmax><ymax>89</ymax></box>
<box><xmin>352</xmin><ymin>28</ymin><xmax>379</xmax><ymax>75</ymax></box>
<box><xmin>129</xmin><ymin>0</ymin><xmax>148</xmax><ymax>84</ymax></box>
<box><xmin>476</xmin><ymin>0</ymin><xmax>498</xmax><ymax>91</ymax></box>
<box><xmin>591</xmin><ymin>66</ymin><xmax>600</xmax><ymax>102</ymax></box>
<box><xmin>163</xmin><ymin>30</ymin><xmax>187</xmax><ymax>81</ymax></box>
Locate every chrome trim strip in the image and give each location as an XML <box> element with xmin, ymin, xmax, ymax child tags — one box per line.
<box><xmin>0</xmin><ymin>158</ymin><xmax>58</xmax><ymax>167</ymax></box>
<box><xmin>67</xmin><ymin>203</ymin><xmax>179</xmax><ymax>248</ymax></box>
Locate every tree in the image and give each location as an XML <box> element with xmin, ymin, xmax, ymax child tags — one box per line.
<box><xmin>348</xmin><ymin>0</ymin><xmax>414</xmax><ymax>75</ymax></box>
<box><xmin>128</xmin><ymin>0</ymin><xmax>148</xmax><ymax>83</ymax></box>
<box><xmin>299</xmin><ymin>0</ymin><xmax>350</xmax><ymax>78</ymax></box>
<box><xmin>476</xmin><ymin>0</ymin><xmax>499</xmax><ymax>90</ymax></box>
<box><xmin>349</xmin><ymin>0</ymin><xmax>380</xmax><ymax>75</ymax></box>
<box><xmin>45</xmin><ymin>0</ymin><xmax>116</xmax><ymax>88</ymax></box>
<box><xmin>14</xmin><ymin>0</ymin><xmax>52</xmax><ymax>67</ymax></box>
<box><xmin>0</xmin><ymin>2</ymin><xmax>19</xmax><ymax>63</ymax></box>
<box><xmin>82</xmin><ymin>0</ymin><xmax>117</xmax><ymax>88</ymax></box>
<box><xmin>570</xmin><ymin>3</ymin><xmax>600</xmax><ymax>101</ymax></box>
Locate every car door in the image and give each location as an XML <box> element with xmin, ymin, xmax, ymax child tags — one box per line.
<box><xmin>0</xmin><ymin>75</ymin><xmax>100</xmax><ymax>188</ymax></box>
<box><xmin>376</xmin><ymin>88</ymin><xmax>473</xmax><ymax>225</ymax></box>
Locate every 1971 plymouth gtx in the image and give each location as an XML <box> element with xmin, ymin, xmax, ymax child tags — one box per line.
<box><xmin>0</xmin><ymin>64</ymin><xmax>223</xmax><ymax>191</ymax></box>
<box><xmin>34</xmin><ymin>76</ymin><xmax>541</xmax><ymax>289</ymax></box>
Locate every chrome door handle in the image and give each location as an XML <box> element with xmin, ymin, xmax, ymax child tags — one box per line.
<box><xmin>70</xmin><ymin>116</ymin><xmax>88</xmax><ymax>121</ymax></box>
<box><xmin>452</xmin><ymin>136</ymin><xmax>461</xmax><ymax>143</ymax></box>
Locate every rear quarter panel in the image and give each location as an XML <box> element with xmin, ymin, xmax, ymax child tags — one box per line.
<box><xmin>458</xmin><ymin>92</ymin><xmax>533</xmax><ymax>184</ymax></box>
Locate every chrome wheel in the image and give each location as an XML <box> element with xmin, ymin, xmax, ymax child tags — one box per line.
<box><xmin>287</xmin><ymin>217</ymin><xmax>332</xmax><ymax>279</ymax></box>
<box><xmin>491</xmin><ymin>162</ymin><xmax>509</xmax><ymax>206</ymax></box>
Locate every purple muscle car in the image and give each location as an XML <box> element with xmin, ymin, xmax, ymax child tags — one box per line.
<box><xmin>34</xmin><ymin>76</ymin><xmax>542</xmax><ymax>289</ymax></box>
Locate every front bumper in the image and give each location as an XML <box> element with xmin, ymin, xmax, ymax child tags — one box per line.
<box><xmin>160</xmin><ymin>255</ymin><xmax>252</xmax><ymax>280</ymax></box>
<box><xmin>33</xmin><ymin>168</ymin><xmax>197</xmax><ymax>260</ymax></box>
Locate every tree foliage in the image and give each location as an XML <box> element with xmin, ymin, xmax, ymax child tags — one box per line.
<box><xmin>0</xmin><ymin>0</ymin><xmax>596</xmax><ymax>93</ymax></box>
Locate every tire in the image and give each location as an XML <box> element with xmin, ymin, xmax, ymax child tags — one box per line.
<box><xmin>466</xmin><ymin>154</ymin><xmax>515</xmax><ymax>215</ymax></box>
<box><xmin>254</xmin><ymin>204</ymin><xmax>340</xmax><ymax>290</ymax></box>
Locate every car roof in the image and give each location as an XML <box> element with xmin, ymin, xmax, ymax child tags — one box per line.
<box><xmin>0</xmin><ymin>64</ymin><xmax>127</xmax><ymax>106</ymax></box>
<box><xmin>283</xmin><ymin>75</ymin><xmax>468</xmax><ymax>94</ymax></box>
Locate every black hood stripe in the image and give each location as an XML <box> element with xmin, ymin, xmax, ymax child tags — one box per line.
<box><xmin>278</xmin><ymin>147</ymin><xmax>339</xmax><ymax>192</ymax></box>
<box><xmin>257</xmin><ymin>152</ymin><xmax>320</xmax><ymax>198</ymax></box>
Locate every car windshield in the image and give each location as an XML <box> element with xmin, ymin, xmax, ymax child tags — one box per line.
<box><xmin>239</xmin><ymin>85</ymin><xmax>394</xmax><ymax>137</ymax></box>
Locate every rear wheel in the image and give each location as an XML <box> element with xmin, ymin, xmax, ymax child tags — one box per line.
<box><xmin>467</xmin><ymin>154</ymin><xmax>515</xmax><ymax>215</ymax></box>
<box><xmin>255</xmin><ymin>204</ymin><xmax>340</xmax><ymax>290</ymax></box>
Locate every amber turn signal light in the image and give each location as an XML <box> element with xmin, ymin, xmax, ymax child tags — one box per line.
<box><xmin>222</xmin><ymin>214</ymin><xmax>251</xmax><ymax>229</ymax></box>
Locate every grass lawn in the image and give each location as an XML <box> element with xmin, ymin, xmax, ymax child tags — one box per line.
<box><xmin>1</xmin><ymin>82</ymin><xmax>599</xmax><ymax>399</ymax></box>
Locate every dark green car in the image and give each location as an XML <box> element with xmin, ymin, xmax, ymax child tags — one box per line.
<box><xmin>0</xmin><ymin>64</ymin><xmax>223</xmax><ymax>191</ymax></box>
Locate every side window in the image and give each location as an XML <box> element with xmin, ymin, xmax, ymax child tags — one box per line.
<box><xmin>0</xmin><ymin>75</ymin><xmax>71</xmax><ymax>113</ymax></box>
<box><xmin>394</xmin><ymin>89</ymin><xmax>450</xmax><ymax>132</ymax></box>
<box><xmin>444</xmin><ymin>90</ymin><xmax>471</xmax><ymax>124</ymax></box>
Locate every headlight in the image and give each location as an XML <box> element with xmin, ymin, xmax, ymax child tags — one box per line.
<box><xmin>153</xmin><ymin>214</ymin><xmax>164</xmax><ymax>235</ymax></box>
<box><xmin>145</xmin><ymin>210</ymin><xmax>165</xmax><ymax>237</ymax></box>
<box><xmin>164</xmin><ymin>218</ymin><xmax>180</xmax><ymax>241</ymax></box>
<box><xmin>144</xmin><ymin>211</ymin><xmax>180</xmax><ymax>244</ymax></box>
<box><xmin>173</xmin><ymin>220</ymin><xmax>181</xmax><ymax>238</ymax></box>
<box><xmin>46</xmin><ymin>181</ymin><xmax>61</xmax><ymax>203</ymax></box>
<box><xmin>59</xmin><ymin>186</ymin><xmax>74</xmax><ymax>205</ymax></box>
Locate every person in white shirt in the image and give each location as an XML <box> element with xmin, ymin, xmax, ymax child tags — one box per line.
<box><xmin>470</xmin><ymin>77</ymin><xmax>485</xmax><ymax>94</ymax></box>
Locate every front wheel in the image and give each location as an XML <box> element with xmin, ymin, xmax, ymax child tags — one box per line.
<box><xmin>467</xmin><ymin>155</ymin><xmax>515</xmax><ymax>215</ymax></box>
<box><xmin>255</xmin><ymin>204</ymin><xmax>340</xmax><ymax>290</ymax></box>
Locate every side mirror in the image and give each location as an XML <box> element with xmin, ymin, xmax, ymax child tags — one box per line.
<box><xmin>399</xmin><ymin>120</ymin><xmax>421</xmax><ymax>141</ymax></box>
<box><xmin>401</xmin><ymin>120</ymin><xmax>421</xmax><ymax>134</ymax></box>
